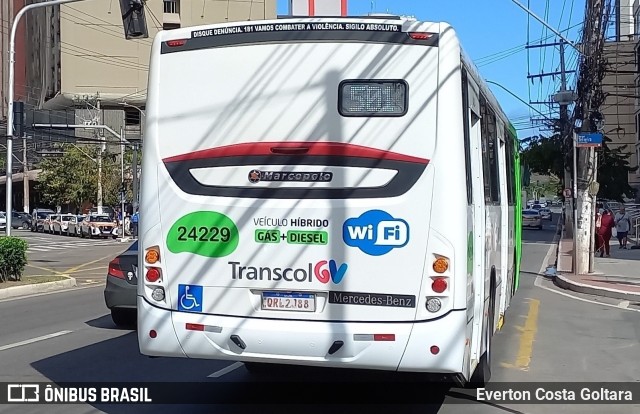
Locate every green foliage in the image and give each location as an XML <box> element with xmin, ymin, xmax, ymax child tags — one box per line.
<box><xmin>596</xmin><ymin>136</ymin><xmax>638</xmax><ymax>201</ymax></box>
<box><xmin>0</xmin><ymin>237</ymin><xmax>28</xmax><ymax>282</ymax></box>
<box><xmin>524</xmin><ymin>176</ymin><xmax>562</xmax><ymax>199</ymax></box>
<box><xmin>520</xmin><ymin>134</ymin><xmax>566</xmax><ymax>180</ymax></box>
<box><xmin>36</xmin><ymin>145</ymin><xmax>123</xmax><ymax>207</ymax></box>
<box><xmin>520</xmin><ymin>133</ymin><xmax>637</xmax><ymax>201</ymax></box>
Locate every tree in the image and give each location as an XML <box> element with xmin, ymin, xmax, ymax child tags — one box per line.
<box><xmin>520</xmin><ymin>133</ymin><xmax>637</xmax><ymax>201</ymax></box>
<box><xmin>596</xmin><ymin>136</ymin><xmax>637</xmax><ymax>201</ymax></box>
<box><xmin>520</xmin><ymin>134</ymin><xmax>565</xmax><ymax>181</ymax></box>
<box><xmin>36</xmin><ymin>145</ymin><xmax>121</xmax><ymax>208</ymax></box>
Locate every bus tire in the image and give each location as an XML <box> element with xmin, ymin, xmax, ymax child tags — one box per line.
<box><xmin>111</xmin><ymin>308</ymin><xmax>136</xmax><ymax>328</ymax></box>
<box><xmin>243</xmin><ymin>362</ymin><xmax>272</xmax><ymax>375</ymax></box>
<box><xmin>468</xmin><ymin>273</ymin><xmax>496</xmax><ymax>388</ymax></box>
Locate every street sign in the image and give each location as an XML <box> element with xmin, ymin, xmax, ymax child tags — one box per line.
<box><xmin>37</xmin><ymin>150</ymin><xmax>64</xmax><ymax>158</ymax></box>
<box><xmin>576</xmin><ymin>132</ymin><xmax>603</xmax><ymax>148</ymax></box>
<box><xmin>563</xmin><ymin>188</ymin><xmax>572</xmax><ymax>197</ymax></box>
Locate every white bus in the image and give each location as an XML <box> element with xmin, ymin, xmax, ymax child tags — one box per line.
<box><xmin>137</xmin><ymin>16</ymin><xmax>522</xmax><ymax>386</ymax></box>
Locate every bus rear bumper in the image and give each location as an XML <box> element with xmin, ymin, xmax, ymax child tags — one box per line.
<box><xmin>138</xmin><ymin>297</ymin><xmax>467</xmax><ymax>373</ymax></box>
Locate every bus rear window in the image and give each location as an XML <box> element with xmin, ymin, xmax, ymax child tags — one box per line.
<box><xmin>338</xmin><ymin>80</ymin><xmax>408</xmax><ymax>117</ymax></box>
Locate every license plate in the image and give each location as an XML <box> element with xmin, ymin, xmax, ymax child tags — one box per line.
<box><xmin>261</xmin><ymin>292</ymin><xmax>315</xmax><ymax>312</ymax></box>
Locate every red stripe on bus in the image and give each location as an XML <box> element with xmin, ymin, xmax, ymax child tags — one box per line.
<box><xmin>163</xmin><ymin>142</ymin><xmax>429</xmax><ymax>164</ymax></box>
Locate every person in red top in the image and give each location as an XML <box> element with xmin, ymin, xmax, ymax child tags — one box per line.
<box><xmin>597</xmin><ymin>209</ymin><xmax>616</xmax><ymax>257</ymax></box>
<box><xmin>594</xmin><ymin>203</ymin><xmax>603</xmax><ymax>254</ymax></box>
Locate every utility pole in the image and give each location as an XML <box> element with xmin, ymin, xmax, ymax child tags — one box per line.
<box><xmin>23</xmin><ymin>137</ymin><xmax>28</xmax><ymax>213</ymax></box>
<box><xmin>96</xmin><ymin>99</ymin><xmax>104</xmax><ymax>214</ymax></box>
<box><xmin>132</xmin><ymin>143</ymin><xmax>138</xmax><ymax>212</ymax></box>
<box><xmin>120</xmin><ymin>126</ymin><xmax>126</xmax><ymax>240</ymax></box>
<box><xmin>574</xmin><ymin>0</ymin><xmax>608</xmax><ymax>275</ymax></box>
<box><xmin>526</xmin><ymin>40</ymin><xmax>577</xmax><ymax>241</ymax></box>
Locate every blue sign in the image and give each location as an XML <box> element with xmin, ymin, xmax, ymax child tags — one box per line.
<box><xmin>178</xmin><ymin>284</ymin><xmax>203</xmax><ymax>312</ymax></box>
<box><xmin>576</xmin><ymin>132</ymin><xmax>603</xmax><ymax>147</ymax></box>
<box><xmin>343</xmin><ymin>210</ymin><xmax>409</xmax><ymax>256</ymax></box>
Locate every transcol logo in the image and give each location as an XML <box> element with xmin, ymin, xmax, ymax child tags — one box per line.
<box><xmin>343</xmin><ymin>210</ymin><xmax>409</xmax><ymax>256</ymax></box>
<box><xmin>229</xmin><ymin>260</ymin><xmax>347</xmax><ymax>284</ymax></box>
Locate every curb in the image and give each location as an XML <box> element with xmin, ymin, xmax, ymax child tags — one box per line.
<box><xmin>554</xmin><ymin>273</ymin><xmax>640</xmax><ymax>301</ymax></box>
<box><xmin>0</xmin><ymin>276</ymin><xmax>77</xmax><ymax>300</ymax></box>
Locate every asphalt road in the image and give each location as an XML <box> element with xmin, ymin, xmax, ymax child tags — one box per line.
<box><xmin>16</xmin><ymin>229</ymin><xmax>132</xmax><ymax>286</ymax></box>
<box><xmin>1</xmin><ymin>216</ymin><xmax>639</xmax><ymax>413</ymax></box>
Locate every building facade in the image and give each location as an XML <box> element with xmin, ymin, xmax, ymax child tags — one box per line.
<box><xmin>1</xmin><ymin>0</ymin><xmax>276</xmax><ymax>212</ymax></box>
<box><xmin>19</xmin><ymin>0</ymin><xmax>275</xmax><ymax>146</ymax></box>
<box><xmin>601</xmin><ymin>41</ymin><xmax>640</xmax><ymax>197</ymax></box>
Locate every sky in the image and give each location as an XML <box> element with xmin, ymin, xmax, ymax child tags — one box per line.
<box><xmin>276</xmin><ymin>0</ymin><xmax>589</xmax><ymax>138</ymax></box>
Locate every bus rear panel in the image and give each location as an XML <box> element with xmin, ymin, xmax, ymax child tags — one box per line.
<box><xmin>138</xmin><ymin>18</ymin><xmax>471</xmax><ymax>374</ymax></box>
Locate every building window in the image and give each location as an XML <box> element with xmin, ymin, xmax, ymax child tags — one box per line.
<box><xmin>163</xmin><ymin>22</ymin><xmax>180</xmax><ymax>30</ymax></box>
<box><xmin>164</xmin><ymin>0</ymin><xmax>180</xmax><ymax>14</ymax></box>
<box><xmin>125</xmin><ymin>108</ymin><xmax>141</xmax><ymax>126</ymax></box>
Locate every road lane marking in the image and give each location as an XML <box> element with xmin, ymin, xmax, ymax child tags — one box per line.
<box><xmin>0</xmin><ymin>283</ymin><xmax>104</xmax><ymax>303</ymax></box>
<box><xmin>26</xmin><ymin>264</ymin><xmax>66</xmax><ymax>276</ymax></box>
<box><xmin>0</xmin><ymin>330</ymin><xmax>72</xmax><ymax>352</ymax></box>
<box><xmin>207</xmin><ymin>362</ymin><xmax>244</xmax><ymax>378</ymax></box>
<box><xmin>73</xmin><ymin>266</ymin><xmax>108</xmax><ymax>272</ymax></box>
<box><xmin>64</xmin><ymin>254</ymin><xmax>116</xmax><ymax>274</ymax></box>
<box><xmin>501</xmin><ymin>299</ymin><xmax>540</xmax><ymax>371</ymax></box>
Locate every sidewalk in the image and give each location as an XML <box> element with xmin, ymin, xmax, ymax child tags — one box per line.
<box><xmin>555</xmin><ymin>234</ymin><xmax>640</xmax><ymax>301</ymax></box>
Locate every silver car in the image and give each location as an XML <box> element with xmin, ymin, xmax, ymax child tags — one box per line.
<box><xmin>539</xmin><ymin>208</ymin><xmax>552</xmax><ymax>221</ymax></box>
<box><xmin>522</xmin><ymin>209</ymin><xmax>543</xmax><ymax>229</ymax></box>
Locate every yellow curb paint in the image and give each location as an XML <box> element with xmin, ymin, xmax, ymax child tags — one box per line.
<box><xmin>501</xmin><ymin>298</ymin><xmax>540</xmax><ymax>371</ymax></box>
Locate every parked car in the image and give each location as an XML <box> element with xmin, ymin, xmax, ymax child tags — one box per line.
<box><xmin>11</xmin><ymin>211</ymin><xmax>31</xmax><ymax>229</ymax></box>
<box><xmin>522</xmin><ymin>209</ymin><xmax>543</xmax><ymax>229</ymax></box>
<box><xmin>539</xmin><ymin>208</ymin><xmax>552</xmax><ymax>221</ymax></box>
<box><xmin>0</xmin><ymin>212</ymin><xmax>6</xmax><ymax>232</ymax></box>
<box><xmin>52</xmin><ymin>214</ymin><xmax>74</xmax><ymax>235</ymax></box>
<box><xmin>67</xmin><ymin>215</ymin><xmax>85</xmax><ymax>236</ymax></box>
<box><xmin>45</xmin><ymin>214</ymin><xmax>60</xmax><ymax>234</ymax></box>
<box><xmin>31</xmin><ymin>208</ymin><xmax>55</xmax><ymax>232</ymax></box>
<box><xmin>104</xmin><ymin>241</ymin><xmax>138</xmax><ymax>327</ymax></box>
<box><xmin>80</xmin><ymin>214</ymin><xmax>117</xmax><ymax>238</ymax></box>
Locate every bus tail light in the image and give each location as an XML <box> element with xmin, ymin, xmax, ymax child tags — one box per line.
<box><xmin>166</xmin><ymin>39</ymin><xmax>188</xmax><ymax>47</ymax></box>
<box><xmin>432</xmin><ymin>257</ymin><xmax>449</xmax><ymax>273</ymax></box>
<box><xmin>151</xmin><ymin>288</ymin><xmax>165</xmax><ymax>301</ymax></box>
<box><xmin>145</xmin><ymin>246</ymin><xmax>160</xmax><ymax>264</ymax></box>
<box><xmin>146</xmin><ymin>267</ymin><xmax>162</xmax><ymax>283</ymax></box>
<box><xmin>426</xmin><ymin>297</ymin><xmax>442</xmax><ymax>313</ymax></box>
<box><xmin>408</xmin><ymin>32</ymin><xmax>433</xmax><ymax>40</ymax></box>
<box><xmin>432</xmin><ymin>277</ymin><xmax>448</xmax><ymax>293</ymax></box>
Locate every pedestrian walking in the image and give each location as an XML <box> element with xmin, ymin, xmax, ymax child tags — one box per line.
<box><xmin>131</xmin><ymin>210</ymin><xmax>139</xmax><ymax>238</ymax></box>
<box><xmin>594</xmin><ymin>203</ymin><xmax>604</xmax><ymax>255</ymax></box>
<box><xmin>597</xmin><ymin>209</ymin><xmax>615</xmax><ymax>258</ymax></box>
<box><xmin>615</xmin><ymin>206</ymin><xmax>631</xmax><ymax>249</ymax></box>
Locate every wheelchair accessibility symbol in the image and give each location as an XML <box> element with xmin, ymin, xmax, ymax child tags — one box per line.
<box><xmin>178</xmin><ymin>284</ymin><xmax>203</xmax><ymax>312</ymax></box>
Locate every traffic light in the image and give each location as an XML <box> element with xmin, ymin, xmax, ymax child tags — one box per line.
<box><xmin>119</xmin><ymin>0</ymin><xmax>148</xmax><ymax>40</ymax></box>
<box><xmin>13</xmin><ymin>101</ymin><xmax>25</xmax><ymax>138</ymax></box>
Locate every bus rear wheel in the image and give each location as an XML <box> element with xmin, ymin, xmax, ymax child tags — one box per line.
<box><xmin>244</xmin><ymin>362</ymin><xmax>274</xmax><ymax>375</ymax></box>
<box><xmin>468</xmin><ymin>277</ymin><xmax>495</xmax><ymax>388</ymax></box>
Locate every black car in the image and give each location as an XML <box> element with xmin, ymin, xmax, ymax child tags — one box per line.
<box><xmin>104</xmin><ymin>241</ymin><xmax>138</xmax><ymax>327</ymax></box>
<box><xmin>11</xmin><ymin>211</ymin><xmax>32</xmax><ymax>229</ymax></box>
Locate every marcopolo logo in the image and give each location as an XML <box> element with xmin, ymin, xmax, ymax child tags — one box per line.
<box><xmin>229</xmin><ymin>260</ymin><xmax>347</xmax><ymax>284</ymax></box>
<box><xmin>343</xmin><ymin>210</ymin><xmax>409</xmax><ymax>256</ymax></box>
<box><xmin>248</xmin><ymin>169</ymin><xmax>333</xmax><ymax>184</ymax></box>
